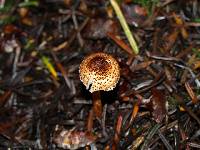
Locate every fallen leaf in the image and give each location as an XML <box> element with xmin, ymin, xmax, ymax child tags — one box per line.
<box><xmin>149</xmin><ymin>88</ymin><xmax>167</xmax><ymax>123</ymax></box>
<box><xmin>121</xmin><ymin>3</ymin><xmax>147</xmax><ymax>27</ymax></box>
<box><xmin>54</xmin><ymin>128</ymin><xmax>97</xmax><ymax>150</ymax></box>
<box><xmin>83</xmin><ymin>18</ymin><xmax>119</xmax><ymax>39</ymax></box>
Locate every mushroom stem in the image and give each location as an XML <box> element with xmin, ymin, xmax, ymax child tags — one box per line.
<box><xmin>92</xmin><ymin>91</ymin><xmax>102</xmax><ymax>118</ymax></box>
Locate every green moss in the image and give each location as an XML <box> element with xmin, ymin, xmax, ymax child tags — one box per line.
<box><xmin>0</xmin><ymin>16</ymin><xmax>17</xmax><ymax>26</ymax></box>
<box><xmin>192</xmin><ymin>48</ymin><xmax>200</xmax><ymax>59</ymax></box>
<box><xmin>18</xmin><ymin>0</ymin><xmax>39</xmax><ymax>7</ymax></box>
<box><xmin>133</xmin><ymin>0</ymin><xmax>159</xmax><ymax>15</ymax></box>
<box><xmin>192</xmin><ymin>18</ymin><xmax>200</xmax><ymax>23</ymax></box>
<box><xmin>0</xmin><ymin>0</ymin><xmax>14</xmax><ymax>13</ymax></box>
<box><xmin>167</xmin><ymin>96</ymin><xmax>178</xmax><ymax>110</ymax></box>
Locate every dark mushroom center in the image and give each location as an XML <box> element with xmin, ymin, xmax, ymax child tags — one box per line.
<box><xmin>87</xmin><ymin>56</ymin><xmax>111</xmax><ymax>75</ymax></box>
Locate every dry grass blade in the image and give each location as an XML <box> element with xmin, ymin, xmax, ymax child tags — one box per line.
<box><xmin>110</xmin><ymin>0</ymin><xmax>139</xmax><ymax>54</ymax></box>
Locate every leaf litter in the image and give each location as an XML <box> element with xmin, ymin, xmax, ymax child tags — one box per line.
<box><xmin>0</xmin><ymin>0</ymin><xmax>200</xmax><ymax>149</ymax></box>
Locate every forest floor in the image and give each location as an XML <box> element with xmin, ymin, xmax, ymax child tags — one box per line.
<box><xmin>0</xmin><ymin>0</ymin><xmax>200</xmax><ymax>149</ymax></box>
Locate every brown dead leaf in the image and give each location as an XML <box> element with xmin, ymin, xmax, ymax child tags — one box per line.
<box><xmin>173</xmin><ymin>13</ymin><xmax>188</xmax><ymax>39</ymax></box>
<box><xmin>162</xmin><ymin>30</ymin><xmax>179</xmax><ymax>52</ymax></box>
<box><xmin>83</xmin><ymin>18</ymin><xmax>119</xmax><ymax>39</ymax></box>
<box><xmin>0</xmin><ymin>121</ymin><xmax>13</xmax><ymax>134</ymax></box>
<box><xmin>18</xmin><ymin>7</ymin><xmax>29</xmax><ymax>18</ymax></box>
<box><xmin>193</xmin><ymin>60</ymin><xmax>200</xmax><ymax>70</ymax></box>
<box><xmin>0</xmin><ymin>90</ymin><xmax>12</xmax><ymax>107</ymax></box>
<box><xmin>3</xmin><ymin>24</ymin><xmax>21</xmax><ymax>34</ymax></box>
<box><xmin>149</xmin><ymin>88</ymin><xmax>167</xmax><ymax>123</ymax></box>
<box><xmin>54</xmin><ymin>128</ymin><xmax>97</xmax><ymax>150</ymax></box>
<box><xmin>185</xmin><ymin>82</ymin><xmax>198</xmax><ymax>104</ymax></box>
<box><xmin>121</xmin><ymin>3</ymin><xmax>148</xmax><ymax>27</ymax></box>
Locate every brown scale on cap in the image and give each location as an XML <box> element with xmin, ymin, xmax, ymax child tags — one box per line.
<box><xmin>79</xmin><ymin>52</ymin><xmax>120</xmax><ymax>93</ymax></box>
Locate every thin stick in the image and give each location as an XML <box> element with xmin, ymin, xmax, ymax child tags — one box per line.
<box><xmin>110</xmin><ymin>0</ymin><xmax>139</xmax><ymax>54</ymax></box>
<box><xmin>102</xmin><ymin>104</ymin><xmax>108</xmax><ymax>137</ymax></box>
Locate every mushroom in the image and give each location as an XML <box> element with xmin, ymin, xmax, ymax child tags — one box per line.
<box><xmin>79</xmin><ymin>52</ymin><xmax>120</xmax><ymax>117</ymax></box>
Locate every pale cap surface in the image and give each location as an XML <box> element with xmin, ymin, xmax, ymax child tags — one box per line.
<box><xmin>79</xmin><ymin>52</ymin><xmax>120</xmax><ymax>93</ymax></box>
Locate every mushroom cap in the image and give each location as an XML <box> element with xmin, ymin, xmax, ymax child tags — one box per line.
<box><xmin>79</xmin><ymin>52</ymin><xmax>120</xmax><ymax>93</ymax></box>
